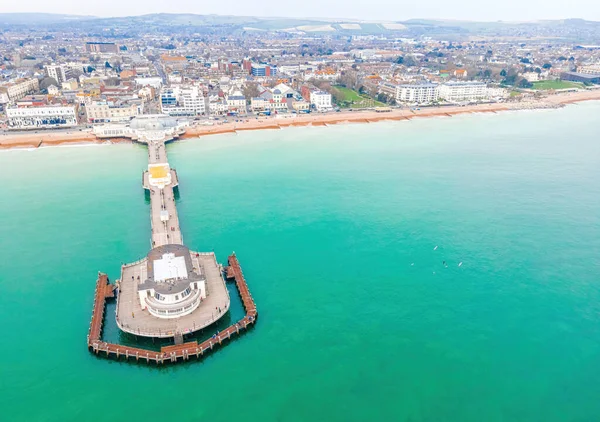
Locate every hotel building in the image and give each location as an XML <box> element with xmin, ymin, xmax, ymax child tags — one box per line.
<box><xmin>6</xmin><ymin>103</ymin><xmax>78</xmax><ymax>130</ymax></box>
<box><xmin>395</xmin><ymin>83</ymin><xmax>440</xmax><ymax>104</ymax></box>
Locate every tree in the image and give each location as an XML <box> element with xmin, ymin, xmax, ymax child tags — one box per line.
<box><xmin>518</xmin><ymin>78</ymin><xmax>533</xmax><ymax>89</ymax></box>
<box><xmin>500</xmin><ymin>69</ymin><xmax>507</xmax><ymax>77</ymax></box>
<box><xmin>520</xmin><ymin>58</ymin><xmax>531</xmax><ymax>64</ymax></box>
<box><xmin>242</xmin><ymin>83</ymin><xmax>261</xmax><ymax>99</ymax></box>
<box><xmin>395</xmin><ymin>56</ymin><xmax>404</xmax><ymax>64</ymax></box>
<box><xmin>340</xmin><ymin>70</ymin><xmax>359</xmax><ymax>90</ymax></box>
<box><xmin>403</xmin><ymin>55</ymin><xmax>417</xmax><ymax>67</ymax></box>
<box><xmin>502</xmin><ymin>69</ymin><xmax>519</xmax><ymax>86</ymax></box>
<box><xmin>542</xmin><ymin>63</ymin><xmax>552</xmax><ymax>69</ymax></box>
<box><xmin>483</xmin><ymin>69</ymin><xmax>492</xmax><ymax>78</ymax></box>
<box><xmin>330</xmin><ymin>87</ymin><xmax>346</xmax><ymax>105</ymax></box>
<box><xmin>39</xmin><ymin>77</ymin><xmax>58</xmax><ymax>91</ymax></box>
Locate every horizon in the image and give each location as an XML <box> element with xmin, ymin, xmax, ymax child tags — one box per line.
<box><xmin>2</xmin><ymin>1</ymin><xmax>600</xmax><ymax>23</ymax></box>
<box><xmin>1</xmin><ymin>12</ymin><xmax>598</xmax><ymax>24</ymax></box>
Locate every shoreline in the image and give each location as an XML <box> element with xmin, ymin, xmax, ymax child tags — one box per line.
<box><xmin>2</xmin><ymin>89</ymin><xmax>600</xmax><ymax>151</ymax></box>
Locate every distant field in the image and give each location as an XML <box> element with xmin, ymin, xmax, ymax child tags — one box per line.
<box><xmin>332</xmin><ymin>86</ymin><xmax>386</xmax><ymax>108</ymax></box>
<box><xmin>532</xmin><ymin>80</ymin><xmax>583</xmax><ymax>90</ymax></box>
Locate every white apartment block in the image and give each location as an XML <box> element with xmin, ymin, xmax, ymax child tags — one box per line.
<box><xmin>6</xmin><ymin>105</ymin><xmax>78</xmax><ymax>130</ymax></box>
<box><xmin>438</xmin><ymin>81</ymin><xmax>488</xmax><ymax>102</ymax></box>
<box><xmin>310</xmin><ymin>91</ymin><xmax>333</xmax><ymax>111</ymax></box>
<box><xmin>86</xmin><ymin>101</ymin><xmax>142</xmax><ymax>123</ymax></box>
<box><xmin>160</xmin><ymin>86</ymin><xmax>206</xmax><ymax>116</ymax></box>
<box><xmin>45</xmin><ymin>64</ymin><xmax>68</xmax><ymax>84</ymax></box>
<box><xmin>0</xmin><ymin>78</ymin><xmax>39</xmax><ymax>104</ymax></box>
<box><xmin>396</xmin><ymin>84</ymin><xmax>440</xmax><ymax>104</ymax></box>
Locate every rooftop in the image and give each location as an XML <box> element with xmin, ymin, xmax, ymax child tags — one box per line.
<box><xmin>139</xmin><ymin>244</ymin><xmax>204</xmax><ymax>295</ymax></box>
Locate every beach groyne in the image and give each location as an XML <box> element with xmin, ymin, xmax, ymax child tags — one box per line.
<box><xmin>87</xmin><ymin>253</ymin><xmax>257</xmax><ymax>364</ymax></box>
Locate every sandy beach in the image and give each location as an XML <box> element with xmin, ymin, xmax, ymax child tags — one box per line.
<box><xmin>2</xmin><ymin>89</ymin><xmax>600</xmax><ymax>150</ymax></box>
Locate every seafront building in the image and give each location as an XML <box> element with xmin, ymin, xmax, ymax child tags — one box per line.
<box><xmin>310</xmin><ymin>90</ymin><xmax>333</xmax><ymax>111</ymax></box>
<box><xmin>438</xmin><ymin>81</ymin><xmax>488</xmax><ymax>102</ymax></box>
<box><xmin>396</xmin><ymin>83</ymin><xmax>440</xmax><ymax>104</ymax></box>
<box><xmin>226</xmin><ymin>92</ymin><xmax>247</xmax><ymax>112</ymax></box>
<box><xmin>6</xmin><ymin>102</ymin><xmax>78</xmax><ymax>130</ymax></box>
<box><xmin>86</xmin><ymin>100</ymin><xmax>142</xmax><ymax>123</ymax></box>
<box><xmin>93</xmin><ymin>114</ymin><xmax>188</xmax><ymax>140</ymax></box>
<box><xmin>160</xmin><ymin>86</ymin><xmax>206</xmax><ymax>116</ymax></box>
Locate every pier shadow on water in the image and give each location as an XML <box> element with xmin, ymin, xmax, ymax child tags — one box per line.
<box><xmin>102</xmin><ymin>279</ymin><xmax>247</xmax><ymax>353</ymax></box>
<box><xmin>144</xmin><ymin>185</ymin><xmax>179</xmax><ymax>204</ymax></box>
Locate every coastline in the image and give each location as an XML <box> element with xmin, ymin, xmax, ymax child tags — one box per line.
<box><xmin>2</xmin><ymin>89</ymin><xmax>600</xmax><ymax>151</ymax></box>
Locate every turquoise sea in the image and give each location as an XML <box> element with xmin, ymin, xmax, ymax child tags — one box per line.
<box><xmin>1</xmin><ymin>102</ymin><xmax>600</xmax><ymax>421</ymax></box>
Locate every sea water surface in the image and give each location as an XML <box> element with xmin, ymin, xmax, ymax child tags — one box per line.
<box><xmin>1</xmin><ymin>102</ymin><xmax>600</xmax><ymax>421</ymax></box>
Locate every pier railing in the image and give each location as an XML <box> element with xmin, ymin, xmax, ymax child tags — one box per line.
<box><xmin>88</xmin><ymin>253</ymin><xmax>257</xmax><ymax>364</ymax></box>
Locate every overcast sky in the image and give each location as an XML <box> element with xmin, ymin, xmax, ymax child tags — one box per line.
<box><xmin>4</xmin><ymin>0</ymin><xmax>600</xmax><ymax>22</ymax></box>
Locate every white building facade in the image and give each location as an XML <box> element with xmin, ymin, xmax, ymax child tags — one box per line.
<box><xmin>6</xmin><ymin>105</ymin><xmax>78</xmax><ymax>130</ymax></box>
<box><xmin>160</xmin><ymin>86</ymin><xmax>206</xmax><ymax>116</ymax></box>
<box><xmin>86</xmin><ymin>101</ymin><xmax>142</xmax><ymax>123</ymax></box>
<box><xmin>396</xmin><ymin>84</ymin><xmax>440</xmax><ymax>104</ymax></box>
<box><xmin>310</xmin><ymin>91</ymin><xmax>333</xmax><ymax>111</ymax></box>
<box><xmin>438</xmin><ymin>81</ymin><xmax>488</xmax><ymax>102</ymax></box>
<box><xmin>45</xmin><ymin>64</ymin><xmax>68</xmax><ymax>84</ymax></box>
<box><xmin>226</xmin><ymin>94</ymin><xmax>246</xmax><ymax>111</ymax></box>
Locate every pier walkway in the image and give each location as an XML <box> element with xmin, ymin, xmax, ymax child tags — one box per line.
<box><xmin>88</xmin><ymin>254</ymin><xmax>257</xmax><ymax>364</ymax></box>
<box><xmin>147</xmin><ymin>140</ymin><xmax>182</xmax><ymax>247</ymax></box>
<box><xmin>115</xmin><ymin>134</ymin><xmax>230</xmax><ymax>338</ymax></box>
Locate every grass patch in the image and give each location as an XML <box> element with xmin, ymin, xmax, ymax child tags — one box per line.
<box><xmin>331</xmin><ymin>86</ymin><xmax>386</xmax><ymax>108</ymax></box>
<box><xmin>532</xmin><ymin>80</ymin><xmax>583</xmax><ymax>90</ymax></box>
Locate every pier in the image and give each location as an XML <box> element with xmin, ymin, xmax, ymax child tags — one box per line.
<box><xmin>87</xmin><ymin>115</ymin><xmax>256</xmax><ymax>363</ymax></box>
<box><xmin>87</xmin><ymin>254</ymin><xmax>257</xmax><ymax>364</ymax></box>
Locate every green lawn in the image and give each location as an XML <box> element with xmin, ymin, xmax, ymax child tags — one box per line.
<box><xmin>332</xmin><ymin>86</ymin><xmax>386</xmax><ymax>108</ymax></box>
<box><xmin>532</xmin><ymin>80</ymin><xmax>584</xmax><ymax>90</ymax></box>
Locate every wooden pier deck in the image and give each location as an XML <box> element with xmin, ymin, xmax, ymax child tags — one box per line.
<box><xmin>87</xmin><ymin>253</ymin><xmax>257</xmax><ymax>364</ymax></box>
